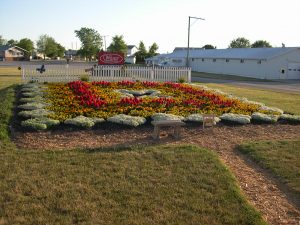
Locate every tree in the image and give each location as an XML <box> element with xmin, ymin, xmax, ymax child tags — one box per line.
<box><xmin>229</xmin><ymin>37</ymin><xmax>251</xmax><ymax>48</ymax></box>
<box><xmin>107</xmin><ymin>35</ymin><xmax>127</xmax><ymax>55</ymax></box>
<box><xmin>37</xmin><ymin>34</ymin><xmax>65</xmax><ymax>59</ymax></box>
<box><xmin>202</xmin><ymin>44</ymin><xmax>216</xmax><ymax>49</ymax></box>
<box><xmin>7</xmin><ymin>39</ymin><xmax>18</xmax><ymax>46</ymax></box>
<box><xmin>56</xmin><ymin>43</ymin><xmax>65</xmax><ymax>58</ymax></box>
<box><xmin>36</xmin><ymin>34</ymin><xmax>49</xmax><ymax>59</ymax></box>
<box><xmin>251</xmin><ymin>40</ymin><xmax>272</xmax><ymax>48</ymax></box>
<box><xmin>0</xmin><ymin>35</ymin><xmax>6</xmax><ymax>45</ymax></box>
<box><xmin>148</xmin><ymin>42</ymin><xmax>159</xmax><ymax>57</ymax></box>
<box><xmin>17</xmin><ymin>38</ymin><xmax>34</xmax><ymax>57</ymax></box>
<box><xmin>135</xmin><ymin>41</ymin><xmax>147</xmax><ymax>63</ymax></box>
<box><xmin>75</xmin><ymin>27</ymin><xmax>102</xmax><ymax>61</ymax></box>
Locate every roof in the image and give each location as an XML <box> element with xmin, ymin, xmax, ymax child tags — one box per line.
<box><xmin>65</xmin><ymin>50</ymin><xmax>77</xmax><ymax>55</ymax></box>
<box><xmin>0</xmin><ymin>45</ymin><xmax>28</xmax><ymax>52</ymax></box>
<box><xmin>166</xmin><ymin>47</ymin><xmax>300</xmax><ymax>60</ymax></box>
<box><xmin>127</xmin><ymin>45</ymin><xmax>136</xmax><ymax>49</ymax></box>
<box><xmin>173</xmin><ymin>47</ymin><xmax>203</xmax><ymax>52</ymax></box>
<box><xmin>145</xmin><ymin>53</ymin><xmax>169</xmax><ymax>61</ymax></box>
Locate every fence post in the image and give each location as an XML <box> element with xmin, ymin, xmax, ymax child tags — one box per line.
<box><xmin>188</xmin><ymin>68</ymin><xmax>191</xmax><ymax>83</ymax></box>
<box><xmin>150</xmin><ymin>68</ymin><xmax>154</xmax><ymax>81</ymax></box>
<box><xmin>21</xmin><ymin>66</ymin><xmax>25</xmax><ymax>82</ymax></box>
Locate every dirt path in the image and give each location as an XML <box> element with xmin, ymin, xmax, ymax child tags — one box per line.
<box><xmin>13</xmin><ymin>123</ymin><xmax>300</xmax><ymax>225</ymax></box>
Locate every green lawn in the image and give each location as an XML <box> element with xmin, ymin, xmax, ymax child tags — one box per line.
<box><xmin>203</xmin><ymin>83</ymin><xmax>300</xmax><ymax>115</ymax></box>
<box><xmin>0</xmin><ymin>84</ymin><xmax>267</xmax><ymax>224</ymax></box>
<box><xmin>237</xmin><ymin>140</ymin><xmax>300</xmax><ymax>197</ymax></box>
<box><xmin>0</xmin><ymin>144</ymin><xmax>266</xmax><ymax>224</ymax></box>
<box><xmin>192</xmin><ymin>71</ymin><xmax>272</xmax><ymax>82</ymax></box>
<box><xmin>0</xmin><ymin>67</ymin><xmax>22</xmax><ymax>89</ymax></box>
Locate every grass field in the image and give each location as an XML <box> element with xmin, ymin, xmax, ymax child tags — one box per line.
<box><xmin>0</xmin><ymin>75</ymin><xmax>268</xmax><ymax>224</ymax></box>
<box><xmin>238</xmin><ymin>140</ymin><xmax>300</xmax><ymax>197</ymax></box>
<box><xmin>192</xmin><ymin>71</ymin><xmax>272</xmax><ymax>82</ymax></box>
<box><xmin>0</xmin><ymin>143</ymin><xmax>266</xmax><ymax>224</ymax></box>
<box><xmin>203</xmin><ymin>83</ymin><xmax>300</xmax><ymax>114</ymax></box>
<box><xmin>0</xmin><ymin>67</ymin><xmax>22</xmax><ymax>89</ymax></box>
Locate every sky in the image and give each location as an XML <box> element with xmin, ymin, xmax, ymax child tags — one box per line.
<box><xmin>1</xmin><ymin>0</ymin><xmax>300</xmax><ymax>53</ymax></box>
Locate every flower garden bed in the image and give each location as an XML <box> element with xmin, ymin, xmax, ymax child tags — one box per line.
<box><xmin>17</xmin><ymin>81</ymin><xmax>300</xmax><ymax>130</ymax></box>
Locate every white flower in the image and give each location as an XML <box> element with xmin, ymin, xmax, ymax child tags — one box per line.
<box><xmin>220</xmin><ymin>113</ymin><xmax>251</xmax><ymax>124</ymax></box>
<box><xmin>18</xmin><ymin>109</ymin><xmax>52</xmax><ymax>118</ymax></box>
<box><xmin>279</xmin><ymin>114</ymin><xmax>300</xmax><ymax>123</ymax></box>
<box><xmin>259</xmin><ymin>105</ymin><xmax>283</xmax><ymax>114</ymax></box>
<box><xmin>184</xmin><ymin>114</ymin><xmax>220</xmax><ymax>123</ymax></box>
<box><xmin>64</xmin><ymin>116</ymin><xmax>96</xmax><ymax>128</ymax></box>
<box><xmin>21</xmin><ymin>117</ymin><xmax>59</xmax><ymax>130</ymax></box>
<box><xmin>108</xmin><ymin>114</ymin><xmax>146</xmax><ymax>127</ymax></box>
<box><xmin>18</xmin><ymin>102</ymin><xmax>46</xmax><ymax>110</ymax></box>
<box><xmin>251</xmin><ymin>112</ymin><xmax>279</xmax><ymax>123</ymax></box>
<box><xmin>151</xmin><ymin>113</ymin><xmax>184</xmax><ymax>121</ymax></box>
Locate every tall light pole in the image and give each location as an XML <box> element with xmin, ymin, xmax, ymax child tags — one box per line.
<box><xmin>102</xmin><ymin>35</ymin><xmax>109</xmax><ymax>51</ymax></box>
<box><xmin>187</xmin><ymin>16</ymin><xmax>205</xmax><ymax>67</ymax></box>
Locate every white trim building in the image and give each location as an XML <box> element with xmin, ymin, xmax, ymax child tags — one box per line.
<box><xmin>146</xmin><ymin>47</ymin><xmax>300</xmax><ymax>79</ymax></box>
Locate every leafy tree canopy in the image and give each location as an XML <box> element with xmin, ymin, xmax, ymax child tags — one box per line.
<box><xmin>36</xmin><ymin>34</ymin><xmax>65</xmax><ymax>59</ymax></box>
<box><xmin>0</xmin><ymin>35</ymin><xmax>6</xmax><ymax>45</ymax></box>
<box><xmin>202</xmin><ymin>44</ymin><xmax>216</xmax><ymax>49</ymax></box>
<box><xmin>75</xmin><ymin>27</ymin><xmax>102</xmax><ymax>60</ymax></box>
<box><xmin>107</xmin><ymin>35</ymin><xmax>127</xmax><ymax>55</ymax></box>
<box><xmin>7</xmin><ymin>39</ymin><xmax>18</xmax><ymax>46</ymax></box>
<box><xmin>148</xmin><ymin>42</ymin><xmax>159</xmax><ymax>56</ymax></box>
<box><xmin>135</xmin><ymin>41</ymin><xmax>147</xmax><ymax>63</ymax></box>
<box><xmin>18</xmin><ymin>38</ymin><xmax>34</xmax><ymax>52</ymax></box>
<box><xmin>251</xmin><ymin>40</ymin><xmax>272</xmax><ymax>48</ymax></box>
<box><xmin>229</xmin><ymin>37</ymin><xmax>251</xmax><ymax>48</ymax></box>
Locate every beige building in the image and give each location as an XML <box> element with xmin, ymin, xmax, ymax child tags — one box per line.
<box><xmin>0</xmin><ymin>45</ymin><xmax>29</xmax><ymax>61</ymax></box>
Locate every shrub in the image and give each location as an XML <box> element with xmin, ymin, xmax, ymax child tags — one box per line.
<box><xmin>151</xmin><ymin>113</ymin><xmax>184</xmax><ymax>121</ymax></box>
<box><xmin>108</xmin><ymin>114</ymin><xmax>146</xmax><ymax>127</ymax></box>
<box><xmin>80</xmin><ymin>75</ymin><xmax>89</xmax><ymax>82</ymax></box>
<box><xmin>279</xmin><ymin>114</ymin><xmax>300</xmax><ymax>123</ymax></box>
<box><xmin>21</xmin><ymin>118</ymin><xmax>60</xmax><ymax>130</ymax></box>
<box><xmin>18</xmin><ymin>102</ymin><xmax>46</xmax><ymax>110</ymax></box>
<box><xmin>21</xmin><ymin>91</ymin><xmax>41</xmax><ymax>97</ymax></box>
<box><xmin>18</xmin><ymin>109</ymin><xmax>52</xmax><ymax>118</ymax></box>
<box><xmin>258</xmin><ymin>105</ymin><xmax>283</xmax><ymax>115</ymax></box>
<box><xmin>251</xmin><ymin>112</ymin><xmax>279</xmax><ymax>123</ymax></box>
<box><xmin>184</xmin><ymin>114</ymin><xmax>220</xmax><ymax>123</ymax></box>
<box><xmin>178</xmin><ymin>77</ymin><xmax>186</xmax><ymax>83</ymax></box>
<box><xmin>64</xmin><ymin>116</ymin><xmax>95</xmax><ymax>128</ymax></box>
<box><xmin>220</xmin><ymin>113</ymin><xmax>251</xmax><ymax>124</ymax></box>
<box><xmin>19</xmin><ymin>96</ymin><xmax>44</xmax><ymax>103</ymax></box>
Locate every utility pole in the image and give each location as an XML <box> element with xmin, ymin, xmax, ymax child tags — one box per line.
<box><xmin>102</xmin><ymin>35</ymin><xmax>109</xmax><ymax>51</ymax></box>
<box><xmin>186</xmin><ymin>16</ymin><xmax>205</xmax><ymax>67</ymax></box>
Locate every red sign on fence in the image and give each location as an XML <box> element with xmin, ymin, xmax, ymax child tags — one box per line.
<box><xmin>98</xmin><ymin>52</ymin><xmax>124</xmax><ymax>65</ymax></box>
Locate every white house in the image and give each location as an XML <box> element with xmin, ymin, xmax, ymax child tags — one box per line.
<box><xmin>127</xmin><ymin>45</ymin><xmax>138</xmax><ymax>56</ymax></box>
<box><xmin>125</xmin><ymin>45</ymin><xmax>137</xmax><ymax>64</ymax></box>
<box><xmin>146</xmin><ymin>47</ymin><xmax>300</xmax><ymax>79</ymax></box>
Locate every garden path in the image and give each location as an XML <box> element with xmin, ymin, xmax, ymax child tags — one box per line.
<box><xmin>14</xmin><ymin>123</ymin><xmax>300</xmax><ymax>225</ymax></box>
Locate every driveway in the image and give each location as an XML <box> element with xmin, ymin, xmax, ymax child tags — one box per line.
<box><xmin>192</xmin><ymin>76</ymin><xmax>300</xmax><ymax>93</ymax></box>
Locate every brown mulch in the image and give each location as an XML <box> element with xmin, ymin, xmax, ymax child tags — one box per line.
<box><xmin>13</xmin><ymin>123</ymin><xmax>300</xmax><ymax>225</ymax></box>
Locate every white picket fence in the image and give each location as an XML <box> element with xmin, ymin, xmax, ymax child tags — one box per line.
<box><xmin>21</xmin><ymin>65</ymin><xmax>191</xmax><ymax>83</ymax></box>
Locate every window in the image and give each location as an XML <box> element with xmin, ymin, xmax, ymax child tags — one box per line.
<box><xmin>226</xmin><ymin>59</ymin><xmax>230</xmax><ymax>63</ymax></box>
<box><xmin>240</xmin><ymin>59</ymin><xmax>244</xmax><ymax>63</ymax></box>
<box><xmin>191</xmin><ymin>58</ymin><xmax>194</xmax><ymax>62</ymax></box>
<box><xmin>202</xmin><ymin>58</ymin><xmax>205</xmax><ymax>62</ymax></box>
<box><xmin>213</xmin><ymin>59</ymin><xmax>216</xmax><ymax>62</ymax></box>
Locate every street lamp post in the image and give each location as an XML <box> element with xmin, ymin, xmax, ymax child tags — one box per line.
<box><xmin>186</xmin><ymin>16</ymin><xmax>205</xmax><ymax>67</ymax></box>
<box><xmin>102</xmin><ymin>35</ymin><xmax>109</xmax><ymax>51</ymax></box>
